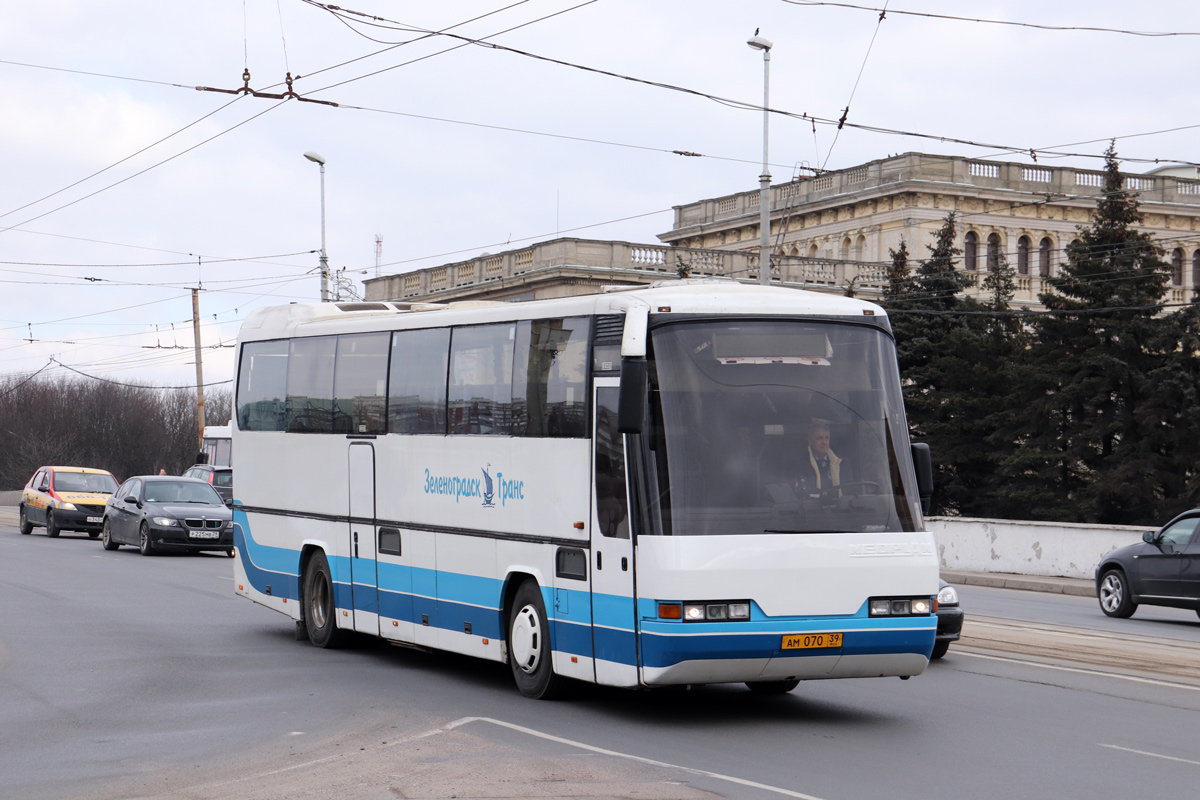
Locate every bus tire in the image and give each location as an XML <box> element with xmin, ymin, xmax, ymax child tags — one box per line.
<box><xmin>19</xmin><ymin>506</ymin><xmax>33</xmax><ymax>535</ymax></box>
<box><xmin>45</xmin><ymin>510</ymin><xmax>60</xmax><ymax>538</ymax></box>
<box><xmin>746</xmin><ymin>679</ymin><xmax>800</xmax><ymax>695</ymax></box>
<box><xmin>507</xmin><ymin>580</ymin><xmax>562</xmax><ymax>700</ymax></box>
<box><xmin>304</xmin><ymin>551</ymin><xmax>349</xmax><ymax>649</ymax></box>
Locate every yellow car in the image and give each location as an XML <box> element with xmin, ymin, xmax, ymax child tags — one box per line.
<box><xmin>19</xmin><ymin>466</ymin><xmax>120</xmax><ymax>538</ymax></box>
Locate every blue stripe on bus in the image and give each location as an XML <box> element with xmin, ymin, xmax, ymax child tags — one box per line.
<box><xmin>594</xmin><ymin>624</ymin><xmax>637</xmax><ymax>665</ymax></box>
<box><xmin>233</xmin><ymin>522</ymin><xmax>300</xmax><ymax>600</ymax></box>
<box><xmin>593</xmin><ymin>592</ymin><xmax>636</xmax><ymax>629</ymax></box>
<box><xmin>236</xmin><ymin>514</ymin><xmax>930</xmax><ymax>670</ymax></box>
<box><xmin>553</xmin><ymin>618</ymin><xmax>595</xmax><ymax>658</ymax></box>
<box><xmin>640</xmin><ymin>626</ymin><xmax>935</xmax><ymax>669</ymax></box>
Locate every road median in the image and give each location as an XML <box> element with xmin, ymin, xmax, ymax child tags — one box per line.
<box><xmin>960</xmin><ymin>614</ymin><xmax>1200</xmax><ymax>683</ymax></box>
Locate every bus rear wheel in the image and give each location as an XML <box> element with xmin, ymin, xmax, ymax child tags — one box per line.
<box><xmin>508</xmin><ymin>580</ymin><xmax>562</xmax><ymax>699</ymax></box>
<box><xmin>304</xmin><ymin>551</ymin><xmax>349</xmax><ymax>649</ymax></box>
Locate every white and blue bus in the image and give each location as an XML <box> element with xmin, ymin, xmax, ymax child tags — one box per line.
<box><xmin>231</xmin><ymin>280</ymin><xmax>939</xmax><ymax>698</ymax></box>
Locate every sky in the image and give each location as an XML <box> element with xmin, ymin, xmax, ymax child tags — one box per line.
<box><xmin>2</xmin><ymin>0</ymin><xmax>1198</xmax><ymax>389</ymax></box>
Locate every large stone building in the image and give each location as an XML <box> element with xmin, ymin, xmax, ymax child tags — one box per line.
<box><xmin>364</xmin><ymin>152</ymin><xmax>1200</xmax><ymax>306</ymax></box>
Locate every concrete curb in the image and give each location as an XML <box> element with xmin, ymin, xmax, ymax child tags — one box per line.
<box><xmin>942</xmin><ymin>569</ymin><xmax>1096</xmax><ymax>598</ymax></box>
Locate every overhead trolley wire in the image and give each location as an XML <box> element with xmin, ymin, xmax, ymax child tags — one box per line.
<box><xmin>778</xmin><ymin>1</ymin><xmax>1200</xmax><ymax>38</ymax></box>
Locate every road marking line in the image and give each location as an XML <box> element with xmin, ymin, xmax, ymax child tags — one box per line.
<box><xmin>957</xmin><ymin>651</ymin><xmax>1200</xmax><ymax>692</ymax></box>
<box><xmin>448</xmin><ymin>716</ymin><xmax>827</xmax><ymax>800</ymax></box>
<box><xmin>1099</xmin><ymin>744</ymin><xmax>1200</xmax><ymax>767</ymax></box>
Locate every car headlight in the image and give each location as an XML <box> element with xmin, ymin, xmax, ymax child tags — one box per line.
<box><xmin>224</xmin><ymin>520</ymin><xmax>234</xmax><ymax>529</ymax></box>
<box><xmin>58</xmin><ymin>502</ymin><xmax>78</xmax><ymax>511</ymax></box>
<box><xmin>937</xmin><ymin>585</ymin><xmax>959</xmax><ymax>605</ymax></box>
<box><xmin>151</xmin><ymin>517</ymin><xmax>179</xmax><ymax>527</ymax></box>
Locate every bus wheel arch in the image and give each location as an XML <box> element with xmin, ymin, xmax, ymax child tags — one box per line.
<box><xmin>504</xmin><ymin>575</ymin><xmax>563</xmax><ymax>699</ymax></box>
<box><xmin>301</xmin><ymin>547</ymin><xmax>349</xmax><ymax>649</ymax></box>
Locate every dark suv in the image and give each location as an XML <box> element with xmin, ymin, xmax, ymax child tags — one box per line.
<box><xmin>182</xmin><ymin>464</ymin><xmax>233</xmax><ymax>504</ymax></box>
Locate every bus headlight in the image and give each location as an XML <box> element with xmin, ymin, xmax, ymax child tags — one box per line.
<box><xmin>870</xmin><ymin>597</ymin><xmax>934</xmax><ymax>616</ymax></box>
<box><xmin>670</xmin><ymin>601</ymin><xmax>753</xmax><ymax>622</ymax></box>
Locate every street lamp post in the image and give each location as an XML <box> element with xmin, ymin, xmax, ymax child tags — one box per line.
<box><xmin>747</xmin><ymin>33</ymin><xmax>773</xmax><ymax>286</ymax></box>
<box><xmin>303</xmin><ymin>151</ymin><xmax>330</xmax><ymax>302</ymax></box>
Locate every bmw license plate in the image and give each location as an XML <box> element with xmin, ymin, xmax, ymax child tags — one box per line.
<box><xmin>86</xmin><ymin>516</ymin><xmax>102</xmax><ymax>523</ymax></box>
<box><xmin>189</xmin><ymin>531</ymin><xmax>220</xmax><ymax>539</ymax></box>
<box><xmin>782</xmin><ymin>632</ymin><xmax>843</xmax><ymax>650</ymax></box>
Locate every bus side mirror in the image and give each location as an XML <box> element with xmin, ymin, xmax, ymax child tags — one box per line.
<box><xmin>617</xmin><ymin>357</ymin><xmax>647</xmax><ymax>434</ymax></box>
<box><xmin>911</xmin><ymin>443</ymin><xmax>933</xmax><ymax>514</ymax></box>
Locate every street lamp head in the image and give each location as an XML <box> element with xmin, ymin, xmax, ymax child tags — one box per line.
<box><xmin>303</xmin><ymin>151</ymin><xmax>326</xmax><ymax>165</ymax></box>
<box><xmin>747</xmin><ymin>34</ymin><xmax>773</xmax><ymax>52</ymax></box>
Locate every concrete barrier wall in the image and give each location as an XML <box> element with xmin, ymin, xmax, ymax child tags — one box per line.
<box><xmin>927</xmin><ymin>516</ymin><xmax>1149</xmax><ymax>580</ymax></box>
<box><xmin>0</xmin><ymin>491</ymin><xmax>22</xmax><ymax>506</ymax></box>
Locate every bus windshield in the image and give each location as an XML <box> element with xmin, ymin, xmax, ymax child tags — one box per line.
<box><xmin>643</xmin><ymin>319</ymin><xmax>923</xmax><ymax>535</ymax></box>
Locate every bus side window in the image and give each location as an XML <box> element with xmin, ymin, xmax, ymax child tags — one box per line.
<box><xmin>388</xmin><ymin>328</ymin><xmax>449</xmax><ymax>434</ymax></box>
<box><xmin>332</xmin><ymin>332</ymin><xmax>390</xmax><ymax>435</ymax></box>
<box><xmin>595</xmin><ymin>388</ymin><xmax>629</xmax><ymax>539</ymax></box>
<box><xmin>514</xmin><ymin>317</ymin><xmax>589</xmax><ymax>438</ymax></box>
<box><xmin>448</xmin><ymin>324</ymin><xmax>515</xmax><ymax>436</ymax></box>
<box><xmin>237</xmin><ymin>340</ymin><xmax>289</xmax><ymax>431</ymax></box>
<box><xmin>286</xmin><ymin>336</ymin><xmax>337</xmax><ymax>434</ymax></box>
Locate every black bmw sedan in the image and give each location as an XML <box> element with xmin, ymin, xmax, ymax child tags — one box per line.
<box><xmin>101</xmin><ymin>475</ymin><xmax>234</xmax><ymax>557</ymax></box>
<box><xmin>1095</xmin><ymin>509</ymin><xmax>1200</xmax><ymax>618</ymax></box>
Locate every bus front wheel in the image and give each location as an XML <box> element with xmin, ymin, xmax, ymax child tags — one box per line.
<box><xmin>508</xmin><ymin>580</ymin><xmax>562</xmax><ymax>700</ymax></box>
<box><xmin>304</xmin><ymin>551</ymin><xmax>349</xmax><ymax>649</ymax></box>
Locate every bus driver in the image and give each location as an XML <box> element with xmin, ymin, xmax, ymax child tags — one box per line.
<box><xmin>801</xmin><ymin>422</ymin><xmax>851</xmax><ymax>497</ymax></box>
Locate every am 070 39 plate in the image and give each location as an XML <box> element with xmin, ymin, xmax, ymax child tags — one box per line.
<box><xmin>782</xmin><ymin>632</ymin><xmax>843</xmax><ymax>650</ymax></box>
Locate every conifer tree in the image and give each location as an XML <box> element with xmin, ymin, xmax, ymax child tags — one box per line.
<box><xmin>1012</xmin><ymin>142</ymin><xmax>1173</xmax><ymax>523</ymax></box>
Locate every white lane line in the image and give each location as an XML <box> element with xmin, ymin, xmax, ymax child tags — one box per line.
<box><xmin>956</xmin><ymin>651</ymin><xmax>1200</xmax><ymax>692</ymax></box>
<box><xmin>1099</xmin><ymin>744</ymin><xmax>1200</xmax><ymax>767</ymax></box>
<box><xmin>448</xmin><ymin>716</ymin><xmax>828</xmax><ymax>800</ymax></box>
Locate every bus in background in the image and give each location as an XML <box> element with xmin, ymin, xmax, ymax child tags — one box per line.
<box><xmin>231</xmin><ymin>281</ymin><xmax>938</xmax><ymax>699</ymax></box>
<box><xmin>201</xmin><ymin>422</ymin><xmax>232</xmax><ymax>467</ymax></box>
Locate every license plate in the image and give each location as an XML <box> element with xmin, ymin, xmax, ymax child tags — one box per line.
<box><xmin>189</xmin><ymin>531</ymin><xmax>220</xmax><ymax>539</ymax></box>
<box><xmin>782</xmin><ymin>632</ymin><xmax>843</xmax><ymax>650</ymax></box>
<box><xmin>87</xmin><ymin>516</ymin><xmax>103</xmax><ymax>523</ymax></box>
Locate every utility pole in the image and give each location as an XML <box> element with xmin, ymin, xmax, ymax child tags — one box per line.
<box><xmin>747</xmin><ymin>33</ymin><xmax>774</xmax><ymax>285</ymax></box>
<box><xmin>192</xmin><ymin>288</ymin><xmax>205</xmax><ymax>457</ymax></box>
<box><xmin>304</xmin><ymin>151</ymin><xmax>330</xmax><ymax>301</ymax></box>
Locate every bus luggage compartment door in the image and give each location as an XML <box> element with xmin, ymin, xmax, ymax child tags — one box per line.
<box><xmin>591</xmin><ymin>383</ymin><xmax>639</xmax><ymax>686</ymax></box>
<box><xmin>348</xmin><ymin>443</ymin><xmax>379</xmax><ymax>635</ymax></box>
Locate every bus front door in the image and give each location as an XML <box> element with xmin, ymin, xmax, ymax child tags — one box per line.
<box><xmin>590</xmin><ymin>382</ymin><xmax>639</xmax><ymax>687</ymax></box>
<box><xmin>348</xmin><ymin>442</ymin><xmax>379</xmax><ymax>636</ymax></box>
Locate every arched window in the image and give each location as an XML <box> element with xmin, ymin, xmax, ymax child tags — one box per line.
<box><xmin>987</xmin><ymin>233</ymin><xmax>1001</xmax><ymax>272</ymax></box>
<box><xmin>840</xmin><ymin>237</ymin><xmax>851</xmax><ymax>260</ymax></box>
<box><xmin>808</xmin><ymin>243</ymin><xmax>819</xmax><ymax>258</ymax></box>
<box><xmin>855</xmin><ymin>234</ymin><xmax>867</xmax><ymax>262</ymax></box>
<box><xmin>1194</xmin><ymin>249</ymin><xmax>1200</xmax><ymax>290</ymax></box>
<box><xmin>1039</xmin><ymin>238</ymin><xmax>1052</xmax><ymax>277</ymax></box>
<box><xmin>1017</xmin><ymin>236</ymin><xmax>1030</xmax><ymax>275</ymax></box>
<box><xmin>964</xmin><ymin>231</ymin><xmax>978</xmax><ymax>271</ymax></box>
<box><xmin>1171</xmin><ymin>249</ymin><xmax>1184</xmax><ymax>286</ymax></box>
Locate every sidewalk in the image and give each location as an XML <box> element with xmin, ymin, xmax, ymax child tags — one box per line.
<box><xmin>941</xmin><ymin>569</ymin><xmax>1095</xmax><ymax>598</ymax></box>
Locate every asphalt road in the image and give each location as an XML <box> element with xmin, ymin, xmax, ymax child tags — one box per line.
<box><xmin>956</xmin><ymin>583</ymin><xmax>1200</xmax><ymax>643</ymax></box>
<box><xmin>4</xmin><ymin>519</ymin><xmax>1200</xmax><ymax>800</ymax></box>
